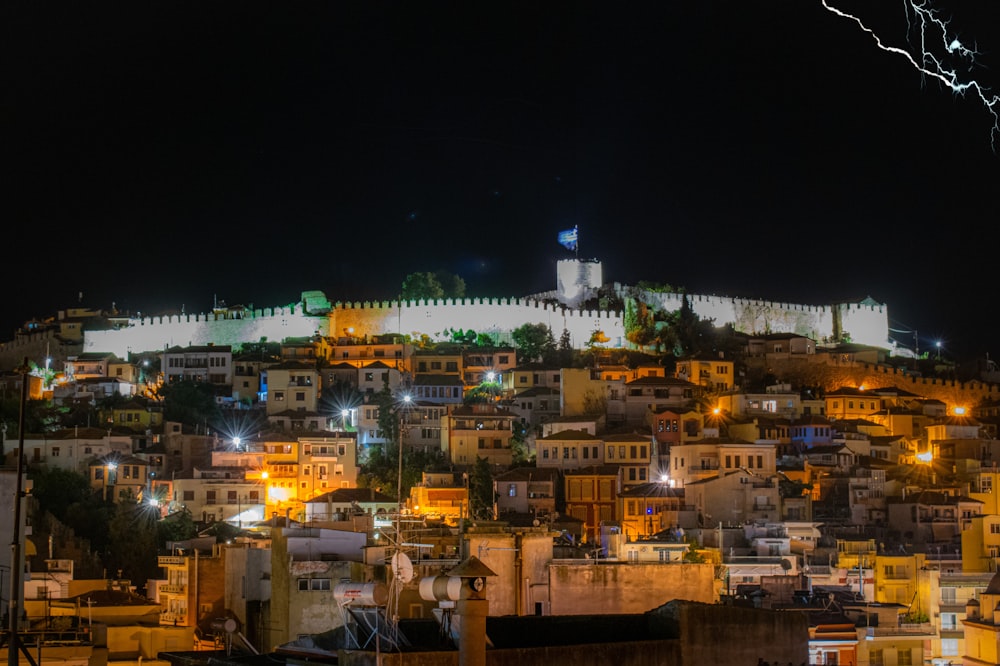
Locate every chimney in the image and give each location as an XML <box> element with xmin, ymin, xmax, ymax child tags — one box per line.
<box><xmin>967</xmin><ymin>597</ymin><xmax>980</xmax><ymax>620</ymax></box>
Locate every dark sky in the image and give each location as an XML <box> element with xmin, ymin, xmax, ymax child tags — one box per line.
<box><xmin>5</xmin><ymin>1</ymin><xmax>1000</xmax><ymax>362</ymax></box>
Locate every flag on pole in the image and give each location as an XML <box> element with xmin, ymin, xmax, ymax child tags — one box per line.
<box><xmin>557</xmin><ymin>225</ymin><xmax>578</xmax><ymax>252</ymax></box>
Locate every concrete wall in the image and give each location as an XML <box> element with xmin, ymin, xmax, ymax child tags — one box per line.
<box><xmin>547</xmin><ymin>562</ymin><xmax>716</xmax><ymax>615</ymax></box>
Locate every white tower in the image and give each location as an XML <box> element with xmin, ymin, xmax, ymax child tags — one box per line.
<box><xmin>556</xmin><ymin>258</ymin><xmax>603</xmax><ymax>308</ymax></box>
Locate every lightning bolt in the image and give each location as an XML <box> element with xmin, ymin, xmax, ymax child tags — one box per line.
<box><xmin>821</xmin><ymin>0</ymin><xmax>1000</xmax><ymax>151</ymax></box>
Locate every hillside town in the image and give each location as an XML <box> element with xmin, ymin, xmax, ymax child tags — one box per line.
<box><xmin>2</xmin><ymin>264</ymin><xmax>1000</xmax><ymax>666</ymax></box>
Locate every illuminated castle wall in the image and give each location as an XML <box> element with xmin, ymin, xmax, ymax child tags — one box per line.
<box><xmin>82</xmin><ymin>297</ymin><xmax>628</xmax><ymax>359</ymax></box>
<box><xmin>630</xmin><ymin>287</ymin><xmax>889</xmax><ymax>348</ymax></box>
<box><xmin>77</xmin><ymin>288</ymin><xmax>888</xmax><ymax>362</ymax></box>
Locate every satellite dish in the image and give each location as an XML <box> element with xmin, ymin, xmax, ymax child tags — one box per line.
<box><xmin>223</xmin><ymin>618</ymin><xmax>238</xmax><ymax>634</ymax></box>
<box><xmin>392</xmin><ymin>551</ymin><xmax>414</xmax><ymax>583</ymax></box>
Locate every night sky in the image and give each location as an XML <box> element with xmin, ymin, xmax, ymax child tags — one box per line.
<box><xmin>5</xmin><ymin>2</ymin><xmax>1000</xmax><ymax>362</ymax></box>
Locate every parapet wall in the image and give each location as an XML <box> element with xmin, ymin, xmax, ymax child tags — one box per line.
<box><xmin>330</xmin><ymin>297</ymin><xmax>626</xmax><ymax>350</ymax></box>
<box><xmin>2</xmin><ymin>289</ymin><xmax>890</xmax><ymax>369</ymax></box>
<box><xmin>82</xmin><ymin>304</ymin><xmax>327</xmax><ymax>359</ymax></box>
<box><xmin>628</xmin><ymin>286</ymin><xmax>888</xmax><ymax>348</ymax></box>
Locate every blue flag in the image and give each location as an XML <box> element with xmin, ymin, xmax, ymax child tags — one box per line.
<box><xmin>558</xmin><ymin>226</ymin><xmax>578</xmax><ymax>251</ymax></box>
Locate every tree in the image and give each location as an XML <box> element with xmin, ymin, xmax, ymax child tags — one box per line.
<box><xmin>511</xmin><ymin>323</ymin><xmax>555</xmax><ymax>363</ymax></box>
<box><xmin>158</xmin><ymin>380</ymin><xmax>221</xmax><ymax>427</ymax></box>
<box><xmin>557</xmin><ymin>328</ymin><xmax>574</xmax><ymax>366</ymax></box>
<box><xmin>401</xmin><ymin>272</ymin><xmax>444</xmax><ymax>300</ymax></box>
<box><xmin>157</xmin><ymin>510</ymin><xmax>197</xmax><ymax>546</ymax></box>
<box><xmin>106</xmin><ymin>495</ymin><xmax>159</xmax><ymax>587</ymax></box>
<box><xmin>624</xmin><ymin>298</ymin><xmax>655</xmax><ymax>348</ymax></box>
<box><xmin>401</xmin><ymin>271</ymin><xmax>466</xmax><ymax>300</ymax></box>
<box><xmin>468</xmin><ymin>457</ymin><xmax>495</xmax><ymax>520</ymax></box>
<box><xmin>28</xmin><ymin>467</ymin><xmax>96</xmax><ymax>523</ymax></box>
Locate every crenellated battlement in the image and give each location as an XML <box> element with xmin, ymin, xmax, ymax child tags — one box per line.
<box><xmin>0</xmin><ymin>286</ymin><xmax>890</xmax><ymax>372</ymax></box>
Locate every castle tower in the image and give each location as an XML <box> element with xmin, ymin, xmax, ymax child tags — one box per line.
<box><xmin>556</xmin><ymin>258</ymin><xmax>602</xmax><ymax>308</ymax></box>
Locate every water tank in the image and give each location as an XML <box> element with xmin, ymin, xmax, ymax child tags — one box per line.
<box><xmin>418</xmin><ymin>575</ymin><xmax>463</xmax><ymax>602</ymax></box>
<box><xmin>333</xmin><ymin>582</ymin><xmax>389</xmax><ymax>606</ymax></box>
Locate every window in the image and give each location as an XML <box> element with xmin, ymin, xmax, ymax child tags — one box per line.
<box><xmin>296</xmin><ymin>392</ymin><xmax>305</xmax><ymax>401</ymax></box>
<box><xmin>274</xmin><ymin>391</ymin><xmax>285</xmax><ymax>402</ymax></box>
<box><xmin>95</xmin><ymin>468</ymin><xmax>104</xmax><ymax>480</ymax></box>
<box><xmin>228</xmin><ymin>491</ymin><xmax>238</xmax><ymax>504</ymax></box>
<box><xmin>896</xmin><ymin>648</ymin><xmax>912</xmax><ymax>666</ymax></box>
<box><xmin>52</xmin><ymin>447</ymin><xmax>60</xmax><ymax>457</ymax></box>
<box><xmin>206</xmin><ymin>491</ymin><xmax>217</xmax><ymax>505</ymax></box>
<box><xmin>183</xmin><ymin>490</ymin><xmax>194</xmax><ymax>501</ymax></box>
<box><xmin>508</xmin><ymin>484</ymin><xmax>516</xmax><ymax>497</ymax></box>
<box><xmin>607</xmin><ymin>446</ymin><xmax>614</xmax><ymax>460</ymax></box>
<box><xmin>297</xmin><ymin>578</ymin><xmax>332</xmax><ymax>591</ymax></box>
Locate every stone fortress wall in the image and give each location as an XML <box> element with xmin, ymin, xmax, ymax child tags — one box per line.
<box><xmin>72</xmin><ymin>287</ymin><xmax>888</xmax><ymax>361</ymax></box>
<box><xmin>630</xmin><ymin>286</ymin><xmax>889</xmax><ymax>349</ymax></box>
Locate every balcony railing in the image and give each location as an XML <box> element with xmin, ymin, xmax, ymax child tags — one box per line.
<box><xmin>158</xmin><ymin>556</ymin><xmax>185</xmax><ymax>566</ymax></box>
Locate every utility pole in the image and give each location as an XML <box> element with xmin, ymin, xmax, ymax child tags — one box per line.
<box><xmin>9</xmin><ymin>358</ymin><xmax>35</xmax><ymax>666</ymax></box>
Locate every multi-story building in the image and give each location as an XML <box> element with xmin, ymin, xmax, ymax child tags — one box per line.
<box><xmin>563</xmin><ymin>464</ymin><xmax>621</xmax><ymax>544</ymax></box>
<box><xmin>171</xmin><ymin>468</ymin><xmax>263</xmax><ymax>526</ymax></box>
<box><xmin>618</xmin><ymin>480</ymin><xmax>691</xmax><ymax>538</ymax></box>
<box><xmin>263</xmin><ymin>360</ymin><xmax>320</xmax><ymax>417</ymax></box>
<box><xmin>536</xmin><ymin>429</ymin><xmax>603</xmax><ymax>471</ymax></box>
<box><xmin>266</xmin><ymin>526</ymin><xmax>369</xmax><ymax>648</ymax></box>
<box><xmin>90</xmin><ymin>453</ymin><xmax>150</xmax><ymax>503</ymax></box>
<box><xmin>493</xmin><ymin>466</ymin><xmax>560</xmax><ymax>519</ymax></box>
<box><xmin>508</xmin><ymin>386</ymin><xmax>560</xmax><ymax>429</ymax></box>
<box><xmin>462</xmin><ymin>347</ymin><xmax>517</xmax><ymax>387</ymax></box>
<box><xmin>22</xmin><ymin>427</ymin><xmax>132</xmax><ymax>473</ymax></box>
<box><xmin>231</xmin><ymin>351</ymin><xmax>276</xmax><ymax>406</ymax></box>
<box><xmin>157</xmin><ymin>543</ymin><xmax>226</xmax><ymax>629</ymax></box>
<box><xmin>160</xmin><ymin>344</ymin><xmax>233</xmax><ymax>386</ymax></box>
<box><xmin>622</xmin><ymin>376</ymin><xmax>699</xmax><ymax>427</ymax></box>
<box><xmin>440</xmin><ymin>403</ymin><xmax>515</xmax><ymax>467</ymax></box>
<box><xmin>298</xmin><ymin>434</ymin><xmax>358</xmax><ymax>493</ymax></box>
<box><xmin>674</xmin><ymin>356</ymin><xmax>734</xmax><ymax>391</ymax></box>
<box><xmin>603</xmin><ymin>431</ymin><xmax>655</xmax><ymax>488</ymax></box>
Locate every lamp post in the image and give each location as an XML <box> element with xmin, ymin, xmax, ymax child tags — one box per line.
<box><xmin>395</xmin><ymin>394</ymin><xmax>412</xmax><ymax>539</ymax></box>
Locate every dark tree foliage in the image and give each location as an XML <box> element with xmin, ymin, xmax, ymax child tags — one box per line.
<box><xmin>28</xmin><ymin>467</ymin><xmax>97</xmax><ymax>523</ymax></box>
<box><xmin>158</xmin><ymin>380</ymin><xmax>221</xmax><ymax>426</ymax></box>
<box><xmin>511</xmin><ymin>323</ymin><xmax>556</xmax><ymax>364</ymax></box>
<box><xmin>106</xmin><ymin>495</ymin><xmax>159</xmax><ymax>586</ymax></box>
<box><xmin>468</xmin><ymin>457</ymin><xmax>495</xmax><ymax>520</ymax></box>
<box><xmin>401</xmin><ymin>271</ymin><xmax>466</xmax><ymax>300</ymax></box>
<box><xmin>157</xmin><ymin>510</ymin><xmax>197</xmax><ymax>546</ymax></box>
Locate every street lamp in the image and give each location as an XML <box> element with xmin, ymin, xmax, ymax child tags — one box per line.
<box><xmin>396</xmin><ymin>394</ymin><xmax>412</xmax><ymax>534</ymax></box>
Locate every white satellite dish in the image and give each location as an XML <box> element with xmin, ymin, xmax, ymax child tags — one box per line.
<box><xmin>391</xmin><ymin>551</ymin><xmax>414</xmax><ymax>583</ymax></box>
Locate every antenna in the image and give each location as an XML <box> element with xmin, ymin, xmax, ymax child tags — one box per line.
<box><xmin>391</xmin><ymin>551</ymin><xmax>414</xmax><ymax>584</ymax></box>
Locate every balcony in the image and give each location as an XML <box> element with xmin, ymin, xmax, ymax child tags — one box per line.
<box><xmin>160</xmin><ymin>612</ymin><xmax>187</xmax><ymax>625</ymax></box>
<box><xmin>158</xmin><ymin>556</ymin><xmax>185</xmax><ymax>566</ymax></box>
<box><xmin>160</xmin><ymin>584</ymin><xmax>186</xmax><ymax>594</ymax></box>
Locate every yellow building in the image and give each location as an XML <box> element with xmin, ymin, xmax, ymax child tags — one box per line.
<box><xmin>440</xmin><ymin>403</ymin><xmax>515</xmax><ymax>467</ymax></box>
<box><xmin>961</xmin><ymin>571</ymin><xmax>1000</xmax><ymax>665</ymax></box>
